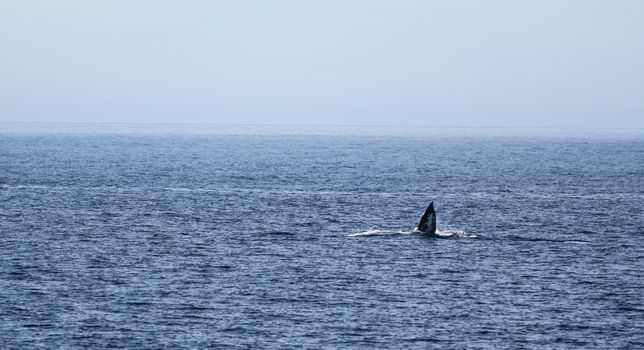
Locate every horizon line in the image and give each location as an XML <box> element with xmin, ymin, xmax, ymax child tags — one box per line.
<box><xmin>1</xmin><ymin>120</ymin><xmax>643</xmax><ymax>131</ymax></box>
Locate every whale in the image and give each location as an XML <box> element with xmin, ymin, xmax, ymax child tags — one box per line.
<box><xmin>415</xmin><ymin>201</ymin><xmax>437</xmax><ymax>234</ymax></box>
<box><xmin>351</xmin><ymin>201</ymin><xmax>478</xmax><ymax>238</ymax></box>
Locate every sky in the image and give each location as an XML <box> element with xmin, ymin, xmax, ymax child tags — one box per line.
<box><xmin>1</xmin><ymin>0</ymin><xmax>643</xmax><ymax>129</ymax></box>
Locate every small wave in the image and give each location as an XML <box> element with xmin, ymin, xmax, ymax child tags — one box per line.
<box><xmin>507</xmin><ymin>235</ymin><xmax>590</xmax><ymax>244</ymax></box>
<box><xmin>264</xmin><ymin>230</ymin><xmax>295</xmax><ymax>236</ymax></box>
<box><xmin>435</xmin><ymin>230</ymin><xmax>480</xmax><ymax>238</ymax></box>
<box><xmin>349</xmin><ymin>228</ymin><xmax>478</xmax><ymax>238</ymax></box>
<box><xmin>349</xmin><ymin>229</ymin><xmax>411</xmax><ymax>237</ymax></box>
<box><xmin>562</xmin><ymin>240</ymin><xmax>591</xmax><ymax>244</ymax></box>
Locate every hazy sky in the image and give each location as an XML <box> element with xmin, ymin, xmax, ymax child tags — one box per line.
<box><xmin>1</xmin><ymin>1</ymin><xmax>643</xmax><ymax>128</ymax></box>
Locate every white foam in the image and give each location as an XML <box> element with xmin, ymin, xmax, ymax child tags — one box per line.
<box><xmin>350</xmin><ymin>228</ymin><xmax>479</xmax><ymax>238</ymax></box>
<box><xmin>349</xmin><ymin>229</ymin><xmax>412</xmax><ymax>237</ymax></box>
<box><xmin>435</xmin><ymin>230</ymin><xmax>479</xmax><ymax>238</ymax></box>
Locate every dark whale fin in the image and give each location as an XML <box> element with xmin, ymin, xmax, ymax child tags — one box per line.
<box><xmin>416</xmin><ymin>201</ymin><xmax>436</xmax><ymax>234</ymax></box>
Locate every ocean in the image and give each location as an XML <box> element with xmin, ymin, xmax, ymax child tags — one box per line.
<box><xmin>1</xmin><ymin>125</ymin><xmax>642</xmax><ymax>349</ymax></box>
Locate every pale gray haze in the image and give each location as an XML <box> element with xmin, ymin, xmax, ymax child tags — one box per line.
<box><xmin>1</xmin><ymin>0</ymin><xmax>643</xmax><ymax>129</ymax></box>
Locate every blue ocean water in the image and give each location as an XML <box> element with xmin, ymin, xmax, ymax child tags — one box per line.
<box><xmin>1</xmin><ymin>127</ymin><xmax>643</xmax><ymax>349</ymax></box>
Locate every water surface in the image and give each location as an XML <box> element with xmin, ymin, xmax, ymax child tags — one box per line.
<box><xmin>1</xmin><ymin>130</ymin><xmax>642</xmax><ymax>348</ymax></box>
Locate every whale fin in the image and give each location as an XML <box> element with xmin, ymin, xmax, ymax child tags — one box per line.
<box><xmin>416</xmin><ymin>201</ymin><xmax>436</xmax><ymax>234</ymax></box>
